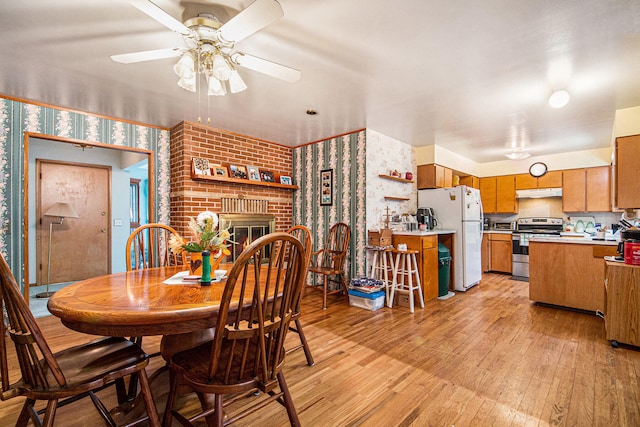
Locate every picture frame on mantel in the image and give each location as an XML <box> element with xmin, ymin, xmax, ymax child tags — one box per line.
<box><xmin>192</xmin><ymin>157</ymin><xmax>210</xmax><ymax>175</ymax></box>
<box><xmin>320</xmin><ymin>168</ymin><xmax>333</xmax><ymax>206</ymax></box>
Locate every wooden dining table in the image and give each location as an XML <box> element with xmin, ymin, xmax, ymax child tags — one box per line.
<box><xmin>48</xmin><ymin>265</ymin><xmax>234</xmax><ymax>338</ymax></box>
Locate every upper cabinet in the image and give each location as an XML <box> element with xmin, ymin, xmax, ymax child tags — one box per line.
<box><xmin>614</xmin><ymin>135</ymin><xmax>640</xmax><ymax>208</ymax></box>
<box><xmin>459</xmin><ymin>175</ymin><xmax>480</xmax><ymax>189</ymax></box>
<box><xmin>417</xmin><ymin>164</ymin><xmax>452</xmax><ymax>189</ymax></box>
<box><xmin>515</xmin><ymin>171</ymin><xmax>563</xmax><ymax>189</ymax></box>
<box><xmin>480</xmin><ymin>176</ymin><xmax>517</xmax><ymax>214</ymax></box>
<box><xmin>563</xmin><ymin>166</ymin><xmax>611</xmax><ymax>212</ymax></box>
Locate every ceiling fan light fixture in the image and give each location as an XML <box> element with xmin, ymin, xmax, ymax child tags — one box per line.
<box><xmin>207</xmin><ymin>74</ymin><xmax>226</xmax><ymax>96</ymax></box>
<box><xmin>228</xmin><ymin>69</ymin><xmax>247</xmax><ymax>93</ymax></box>
<box><xmin>549</xmin><ymin>89</ymin><xmax>570</xmax><ymax>108</ymax></box>
<box><xmin>177</xmin><ymin>76</ymin><xmax>196</xmax><ymax>92</ymax></box>
<box><xmin>212</xmin><ymin>53</ymin><xmax>231</xmax><ymax>81</ymax></box>
<box><xmin>173</xmin><ymin>52</ymin><xmax>195</xmax><ymax>79</ymax></box>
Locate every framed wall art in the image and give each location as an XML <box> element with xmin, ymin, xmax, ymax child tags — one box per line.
<box><xmin>229</xmin><ymin>164</ymin><xmax>248</xmax><ymax>179</ymax></box>
<box><xmin>320</xmin><ymin>168</ymin><xmax>333</xmax><ymax>206</ymax></box>
<box><xmin>212</xmin><ymin>165</ymin><xmax>228</xmax><ymax>177</ymax></box>
<box><xmin>192</xmin><ymin>157</ymin><xmax>210</xmax><ymax>175</ymax></box>
<box><xmin>280</xmin><ymin>175</ymin><xmax>292</xmax><ymax>185</ymax></box>
<box><xmin>260</xmin><ymin>169</ymin><xmax>275</xmax><ymax>182</ymax></box>
<box><xmin>246</xmin><ymin>165</ymin><xmax>261</xmax><ymax>181</ymax></box>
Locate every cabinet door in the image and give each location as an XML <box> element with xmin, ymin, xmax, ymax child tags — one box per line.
<box><xmin>417</xmin><ymin>164</ymin><xmax>435</xmax><ymax>189</ymax></box>
<box><xmin>515</xmin><ymin>174</ymin><xmax>537</xmax><ymax>190</ymax></box>
<box><xmin>562</xmin><ymin>168</ymin><xmax>586</xmax><ymax>212</ymax></box>
<box><xmin>614</xmin><ymin>135</ymin><xmax>640</xmax><ymax>208</ymax></box>
<box><xmin>482</xmin><ymin>233</ymin><xmax>491</xmax><ymax>272</ymax></box>
<box><xmin>479</xmin><ymin>177</ymin><xmax>497</xmax><ymax>213</ymax></box>
<box><xmin>496</xmin><ymin>175</ymin><xmax>517</xmax><ymax>213</ymax></box>
<box><xmin>443</xmin><ymin>167</ymin><xmax>453</xmax><ymax>187</ymax></box>
<box><xmin>538</xmin><ymin>170</ymin><xmax>563</xmax><ymax>188</ymax></box>
<box><xmin>459</xmin><ymin>175</ymin><xmax>480</xmax><ymax>189</ymax></box>
<box><xmin>422</xmin><ymin>247</ymin><xmax>439</xmax><ymax>301</ymax></box>
<box><xmin>490</xmin><ymin>239</ymin><xmax>512</xmax><ymax>273</ymax></box>
<box><xmin>586</xmin><ymin>166</ymin><xmax>611</xmax><ymax>212</ymax></box>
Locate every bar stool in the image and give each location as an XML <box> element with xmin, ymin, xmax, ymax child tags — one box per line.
<box><xmin>389</xmin><ymin>248</ymin><xmax>425</xmax><ymax>313</ymax></box>
<box><xmin>368</xmin><ymin>246</ymin><xmax>395</xmax><ymax>304</ymax></box>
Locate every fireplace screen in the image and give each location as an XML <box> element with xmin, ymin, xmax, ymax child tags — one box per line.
<box><xmin>219</xmin><ymin>214</ymin><xmax>276</xmax><ymax>262</ymax></box>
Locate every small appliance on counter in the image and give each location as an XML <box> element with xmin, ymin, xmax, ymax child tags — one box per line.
<box><xmin>493</xmin><ymin>221</ymin><xmax>515</xmax><ymax>231</ymax></box>
<box><xmin>417</xmin><ymin>207</ymin><xmax>437</xmax><ymax>230</ymax></box>
<box><xmin>483</xmin><ymin>218</ymin><xmax>490</xmax><ymax>230</ymax></box>
<box><xmin>617</xmin><ymin>229</ymin><xmax>640</xmax><ymax>264</ymax></box>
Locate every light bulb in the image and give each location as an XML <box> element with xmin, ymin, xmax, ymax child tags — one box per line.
<box><xmin>173</xmin><ymin>52</ymin><xmax>195</xmax><ymax>79</ymax></box>
<box><xmin>212</xmin><ymin>53</ymin><xmax>231</xmax><ymax>81</ymax></box>
<box><xmin>549</xmin><ymin>90</ymin><xmax>570</xmax><ymax>108</ymax></box>
<box><xmin>228</xmin><ymin>69</ymin><xmax>247</xmax><ymax>93</ymax></box>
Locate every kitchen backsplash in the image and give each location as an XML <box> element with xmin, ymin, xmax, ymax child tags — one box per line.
<box><xmin>485</xmin><ymin>197</ymin><xmax>623</xmax><ymax>230</ymax></box>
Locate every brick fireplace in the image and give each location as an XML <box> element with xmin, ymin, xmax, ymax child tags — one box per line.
<box><xmin>169</xmin><ymin>121</ymin><xmax>294</xmax><ymax>245</ymax></box>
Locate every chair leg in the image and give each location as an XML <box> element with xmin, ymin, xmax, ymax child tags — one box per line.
<box><xmin>406</xmin><ymin>254</ymin><xmax>414</xmax><ymax>313</ymax></box>
<box><xmin>42</xmin><ymin>399</ymin><xmax>59</xmax><ymax>427</ymax></box>
<box><xmin>137</xmin><ymin>368</ymin><xmax>161</xmax><ymax>427</ymax></box>
<box><xmin>294</xmin><ymin>319</ymin><xmax>315</xmax><ymax>366</ymax></box>
<box><xmin>277</xmin><ymin>371</ymin><xmax>301</xmax><ymax>427</ymax></box>
<box><xmin>322</xmin><ymin>275</ymin><xmax>328</xmax><ymax>310</ymax></box>
<box><xmin>16</xmin><ymin>398</ymin><xmax>37</xmax><ymax>427</ymax></box>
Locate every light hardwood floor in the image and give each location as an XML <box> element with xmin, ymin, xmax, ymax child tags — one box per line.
<box><xmin>2</xmin><ymin>273</ymin><xmax>639</xmax><ymax>426</ymax></box>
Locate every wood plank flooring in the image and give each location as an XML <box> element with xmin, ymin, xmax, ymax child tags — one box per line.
<box><xmin>2</xmin><ymin>273</ymin><xmax>639</xmax><ymax>426</ymax></box>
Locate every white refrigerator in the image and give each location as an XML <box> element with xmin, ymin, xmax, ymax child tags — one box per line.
<box><xmin>418</xmin><ymin>186</ymin><xmax>483</xmax><ymax>291</ymax></box>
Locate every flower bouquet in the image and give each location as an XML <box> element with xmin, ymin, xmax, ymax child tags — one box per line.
<box><xmin>169</xmin><ymin>211</ymin><xmax>232</xmax><ymax>275</ymax></box>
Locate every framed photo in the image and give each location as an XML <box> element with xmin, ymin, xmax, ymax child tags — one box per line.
<box><xmin>320</xmin><ymin>169</ymin><xmax>333</xmax><ymax>206</ymax></box>
<box><xmin>280</xmin><ymin>175</ymin><xmax>292</xmax><ymax>185</ymax></box>
<box><xmin>229</xmin><ymin>164</ymin><xmax>248</xmax><ymax>179</ymax></box>
<box><xmin>246</xmin><ymin>165</ymin><xmax>261</xmax><ymax>181</ymax></box>
<box><xmin>260</xmin><ymin>169</ymin><xmax>275</xmax><ymax>182</ymax></box>
<box><xmin>192</xmin><ymin>157</ymin><xmax>210</xmax><ymax>175</ymax></box>
<box><xmin>212</xmin><ymin>165</ymin><xmax>228</xmax><ymax>177</ymax></box>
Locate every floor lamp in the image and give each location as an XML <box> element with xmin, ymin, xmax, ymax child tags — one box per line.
<box><xmin>36</xmin><ymin>202</ymin><xmax>79</xmax><ymax>299</ymax></box>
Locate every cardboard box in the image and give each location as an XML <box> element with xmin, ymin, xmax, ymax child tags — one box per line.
<box><xmin>368</xmin><ymin>229</ymin><xmax>392</xmax><ymax>246</ymax></box>
<box><xmin>394</xmin><ymin>289</ymin><xmax>420</xmax><ymax>309</ymax></box>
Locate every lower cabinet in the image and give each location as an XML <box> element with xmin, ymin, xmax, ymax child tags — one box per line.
<box><xmin>529</xmin><ymin>241</ymin><xmax>617</xmax><ymax>312</ymax></box>
<box><xmin>605</xmin><ymin>261</ymin><xmax>640</xmax><ymax>346</ymax></box>
<box><xmin>485</xmin><ymin>233</ymin><xmax>512</xmax><ymax>273</ymax></box>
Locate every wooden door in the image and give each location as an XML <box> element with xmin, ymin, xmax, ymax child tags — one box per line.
<box><xmin>562</xmin><ymin>168</ymin><xmax>586</xmax><ymax>212</ymax></box>
<box><xmin>496</xmin><ymin>175</ymin><xmax>517</xmax><ymax>213</ymax></box>
<box><xmin>38</xmin><ymin>160</ymin><xmax>111</xmax><ymax>285</ymax></box>
<box><xmin>479</xmin><ymin>177</ymin><xmax>497</xmax><ymax>213</ymax></box>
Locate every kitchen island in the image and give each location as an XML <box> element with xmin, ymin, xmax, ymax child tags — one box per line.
<box><xmin>392</xmin><ymin>230</ymin><xmax>456</xmax><ymax>301</ymax></box>
<box><xmin>529</xmin><ymin>236</ymin><xmax>618</xmax><ymax>312</ymax></box>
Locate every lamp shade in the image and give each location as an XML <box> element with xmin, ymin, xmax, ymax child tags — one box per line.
<box><xmin>44</xmin><ymin>202</ymin><xmax>78</xmax><ymax>218</ymax></box>
<box><xmin>228</xmin><ymin>69</ymin><xmax>247</xmax><ymax>93</ymax></box>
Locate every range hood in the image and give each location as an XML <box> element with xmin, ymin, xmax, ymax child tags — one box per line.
<box><xmin>516</xmin><ymin>188</ymin><xmax>563</xmax><ymax>199</ymax></box>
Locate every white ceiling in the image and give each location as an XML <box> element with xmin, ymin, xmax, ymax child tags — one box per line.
<box><xmin>1</xmin><ymin>0</ymin><xmax>640</xmax><ymax>162</ymax></box>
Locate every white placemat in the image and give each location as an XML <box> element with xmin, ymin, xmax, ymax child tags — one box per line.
<box><xmin>163</xmin><ymin>270</ymin><xmax>227</xmax><ymax>285</ymax></box>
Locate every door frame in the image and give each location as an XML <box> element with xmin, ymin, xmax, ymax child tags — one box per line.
<box><xmin>23</xmin><ymin>132</ymin><xmax>155</xmax><ymax>300</ymax></box>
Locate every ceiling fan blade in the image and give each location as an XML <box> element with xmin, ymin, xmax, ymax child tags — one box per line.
<box><xmin>232</xmin><ymin>53</ymin><xmax>300</xmax><ymax>83</ymax></box>
<box><xmin>128</xmin><ymin>0</ymin><xmax>193</xmax><ymax>37</ymax></box>
<box><xmin>218</xmin><ymin>0</ymin><xmax>284</xmax><ymax>43</ymax></box>
<box><xmin>111</xmin><ymin>47</ymin><xmax>183</xmax><ymax>64</ymax></box>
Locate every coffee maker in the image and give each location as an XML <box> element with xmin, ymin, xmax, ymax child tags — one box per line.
<box><xmin>417</xmin><ymin>207</ymin><xmax>437</xmax><ymax>230</ymax></box>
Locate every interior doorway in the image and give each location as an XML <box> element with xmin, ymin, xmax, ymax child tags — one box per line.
<box><xmin>37</xmin><ymin>160</ymin><xmax>111</xmax><ymax>284</ymax></box>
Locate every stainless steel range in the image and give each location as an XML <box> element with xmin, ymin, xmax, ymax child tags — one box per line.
<box><xmin>512</xmin><ymin>217</ymin><xmax>563</xmax><ymax>280</ymax></box>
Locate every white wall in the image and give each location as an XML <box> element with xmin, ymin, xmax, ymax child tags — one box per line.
<box><xmin>614</xmin><ymin>106</ymin><xmax>640</xmax><ymax>138</ymax></box>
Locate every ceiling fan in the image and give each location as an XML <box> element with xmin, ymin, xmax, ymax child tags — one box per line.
<box><xmin>111</xmin><ymin>0</ymin><xmax>301</xmax><ymax>96</ymax></box>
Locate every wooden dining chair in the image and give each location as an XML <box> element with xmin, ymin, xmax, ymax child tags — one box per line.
<box><xmin>286</xmin><ymin>225</ymin><xmax>315</xmax><ymax>366</ymax></box>
<box><xmin>163</xmin><ymin>232</ymin><xmax>306</xmax><ymax>427</ymax></box>
<box><xmin>0</xmin><ymin>252</ymin><xmax>161</xmax><ymax>427</ymax></box>
<box><xmin>308</xmin><ymin>222</ymin><xmax>351</xmax><ymax>309</ymax></box>
<box><xmin>126</xmin><ymin>223</ymin><xmax>187</xmax><ymax>271</ymax></box>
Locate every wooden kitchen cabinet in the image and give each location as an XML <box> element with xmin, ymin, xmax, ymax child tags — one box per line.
<box><xmin>417</xmin><ymin>164</ymin><xmax>453</xmax><ymax>189</ymax></box>
<box><xmin>459</xmin><ymin>175</ymin><xmax>480</xmax><ymax>189</ymax></box>
<box><xmin>614</xmin><ymin>135</ymin><xmax>640</xmax><ymax>208</ymax></box>
<box><xmin>480</xmin><ymin>176</ymin><xmax>517</xmax><ymax>214</ymax></box>
<box><xmin>392</xmin><ymin>234</ymin><xmax>438</xmax><ymax>301</ymax></box>
<box><xmin>482</xmin><ymin>233</ymin><xmax>490</xmax><ymax>273</ymax></box>
<box><xmin>488</xmin><ymin>233</ymin><xmax>512</xmax><ymax>273</ymax></box>
<box><xmin>529</xmin><ymin>241</ymin><xmax>617</xmax><ymax>312</ymax></box>
<box><xmin>515</xmin><ymin>171</ymin><xmax>563</xmax><ymax>189</ymax></box>
<box><xmin>563</xmin><ymin>166</ymin><xmax>611</xmax><ymax>212</ymax></box>
<box><xmin>605</xmin><ymin>261</ymin><xmax>640</xmax><ymax>347</ymax></box>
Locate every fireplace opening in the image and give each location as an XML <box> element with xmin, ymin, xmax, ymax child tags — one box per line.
<box><xmin>219</xmin><ymin>214</ymin><xmax>276</xmax><ymax>262</ymax></box>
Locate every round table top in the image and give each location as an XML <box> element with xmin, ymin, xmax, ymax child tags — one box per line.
<box><xmin>47</xmin><ymin>265</ymin><xmax>233</xmax><ymax>337</ymax></box>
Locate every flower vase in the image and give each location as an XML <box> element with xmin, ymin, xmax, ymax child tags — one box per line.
<box><xmin>189</xmin><ymin>252</ymin><xmax>203</xmax><ymax>276</ymax></box>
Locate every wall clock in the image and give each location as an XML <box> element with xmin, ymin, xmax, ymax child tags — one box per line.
<box><xmin>529</xmin><ymin>162</ymin><xmax>548</xmax><ymax>178</ymax></box>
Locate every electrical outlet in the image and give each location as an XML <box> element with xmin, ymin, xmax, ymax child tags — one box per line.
<box><xmin>114</xmin><ymin>219</ymin><xmax>123</xmax><ymax>226</ymax></box>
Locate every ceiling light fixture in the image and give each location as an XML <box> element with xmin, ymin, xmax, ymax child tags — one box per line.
<box><xmin>549</xmin><ymin>89</ymin><xmax>570</xmax><ymax>108</ymax></box>
<box><xmin>505</xmin><ymin>150</ymin><xmax>531</xmax><ymax>160</ymax></box>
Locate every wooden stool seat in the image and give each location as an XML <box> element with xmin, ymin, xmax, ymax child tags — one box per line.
<box><xmin>389</xmin><ymin>249</ymin><xmax>425</xmax><ymax>313</ymax></box>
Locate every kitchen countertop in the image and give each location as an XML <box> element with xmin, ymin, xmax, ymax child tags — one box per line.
<box><xmin>393</xmin><ymin>229</ymin><xmax>456</xmax><ymax>236</ymax></box>
<box><xmin>529</xmin><ymin>235</ymin><xmax>618</xmax><ymax>246</ymax></box>
<box><xmin>484</xmin><ymin>230</ymin><xmax>513</xmax><ymax>234</ymax></box>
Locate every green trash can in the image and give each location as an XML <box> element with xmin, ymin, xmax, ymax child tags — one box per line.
<box><xmin>438</xmin><ymin>243</ymin><xmax>451</xmax><ymax>297</ymax></box>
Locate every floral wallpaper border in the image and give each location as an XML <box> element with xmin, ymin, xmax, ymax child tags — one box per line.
<box><xmin>292</xmin><ymin>130</ymin><xmax>366</xmax><ymax>287</ymax></box>
<box><xmin>0</xmin><ymin>97</ymin><xmax>170</xmax><ymax>287</ymax></box>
